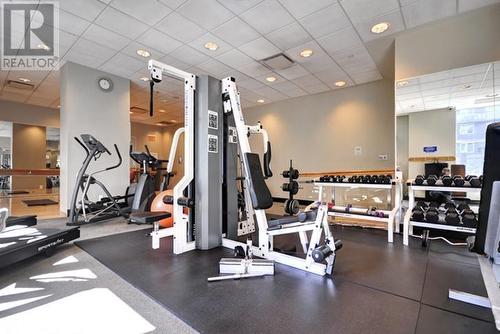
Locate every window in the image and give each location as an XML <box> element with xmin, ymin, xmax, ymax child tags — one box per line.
<box><xmin>459</xmin><ymin>124</ymin><xmax>473</xmax><ymax>135</ymax></box>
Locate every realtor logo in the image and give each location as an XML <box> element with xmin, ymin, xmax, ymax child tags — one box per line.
<box><xmin>1</xmin><ymin>1</ymin><xmax>59</xmax><ymax>70</ymax></box>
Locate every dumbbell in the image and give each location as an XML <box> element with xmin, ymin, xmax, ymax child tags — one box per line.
<box><xmin>380</xmin><ymin>175</ymin><xmax>391</xmax><ymax>184</ymax></box>
<box><xmin>425</xmin><ymin>207</ymin><xmax>440</xmax><ymax>223</ymax></box>
<box><xmin>445</xmin><ymin>208</ymin><xmax>460</xmax><ymax>225</ymax></box>
<box><xmin>442</xmin><ymin>175</ymin><xmax>453</xmax><ymax>186</ymax></box>
<box><xmin>360</xmin><ymin>175</ymin><xmax>370</xmax><ymax>183</ymax></box>
<box><xmin>319</xmin><ymin>175</ymin><xmax>328</xmax><ymax>182</ymax></box>
<box><xmin>469</xmin><ymin>176</ymin><xmax>481</xmax><ymax>188</ymax></box>
<box><xmin>462</xmin><ymin>209</ymin><xmax>477</xmax><ymax>228</ymax></box>
<box><xmin>415</xmin><ymin>201</ymin><xmax>428</xmax><ymax>209</ymax></box>
<box><xmin>370</xmin><ymin>175</ymin><xmax>379</xmax><ymax>184</ymax></box>
<box><xmin>412</xmin><ymin>207</ymin><xmax>425</xmax><ymax>221</ymax></box>
<box><xmin>414</xmin><ymin>175</ymin><xmax>425</xmax><ymax>185</ymax></box>
<box><xmin>338</xmin><ymin>175</ymin><xmax>346</xmax><ymax>183</ymax></box>
<box><xmin>444</xmin><ymin>202</ymin><xmax>456</xmax><ymax>210</ymax></box>
<box><xmin>465</xmin><ymin>175</ymin><xmax>475</xmax><ymax>182</ymax></box>
<box><xmin>282</xmin><ymin>169</ymin><xmax>299</xmax><ymax>179</ymax></box>
<box><xmin>426</xmin><ymin>175</ymin><xmax>438</xmax><ymax>186</ymax></box>
<box><xmin>347</xmin><ymin>176</ymin><xmax>355</xmax><ymax>183</ymax></box>
<box><xmin>453</xmin><ymin>175</ymin><xmax>465</xmax><ymax>187</ymax></box>
<box><xmin>355</xmin><ymin>175</ymin><xmax>363</xmax><ymax>183</ymax></box>
<box><xmin>428</xmin><ymin>202</ymin><xmax>441</xmax><ymax>209</ymax></box>
<box><xmin>457</xmin><ymin>203</ymin><xmax>471</xmax><ymax>213</ymax></box>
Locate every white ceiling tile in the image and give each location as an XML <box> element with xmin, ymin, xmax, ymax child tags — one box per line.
<box><xmin>95</xmin><ymin>6</ymin><xmax>150</xmax><ymax>39</ymax></box>
<box><xmin>158</xmin><ymin>0</ymin><xmax>188</xmax><ymax>10</ymax></box>
<box><xmin>70</xmin><ymin>38</ymin><xmax>117</xmax><ymax>61</ymax></box>
<box><xmin>266</xmin><ymin>22</ymin><xmax>312</xmax><ymax>50</ymax></box>
<box><xmin>177</xmin><ymin>0</ymin><xmax>234</xmax><ymax>30</ymax></box>
<box><xmin>58</xmin><ymin>10</ymin><xmax>92</xmax><ymax>36</ymax></box>
<box><xmin>81</xmin><ymin>24</ymin><xmax>131</xmax><ymax>51</ymax></box>
<box><xmin>218</xmin><ymin>49</ymin><xmax>255</xmax><ymax>68</ymax></box>
<box><xmin>239</xmin><ymin>0</ymin><xmax>294</xmax><ymax>34</ymax></box>
<box><xmin>110</xmin><ymin>0</ymin><xmax>172</xmax><ymax>24</ymax></box>
<box><xmin>168</xmin><ymin>45</ymin><xmax>210</xmax><ymax>66</ymax></box>
<box><xmin>339</xmin><ymin>0</ymin><xmax>400</xmax><ymax>23</ymax></box>
<box><xmin>285</xmin><ymin>41</ymin><xmax>328</xmax><ymax>64</ymax></box>
<box><xmin>278</xmin><ymin>0</ymin><xmax>336</xmax><ymax>19</ymax></box>
<box><xmin>0</xmin><ymin>91</ymin><xmax>29</xmax><ymax>103</ymax></box>
<box><xmin>459</xmin><ymin>0</ymin><xmax>500</xmax><ymax>12</ymax></box>
<box><xmin>59</xmin><ymin>0</ymin><xmax>106</xmax><ymax>21</ymax></box>
<box><xmin>330</xmin><ymin>46</ymin><xmax>376</xmax><ymax>74</ymax></box>
<box><xmin>283</xmin><ymin>87</ymin><xmax>308</xmax><ymax>97</ymax></box>
<box><xmin>275</xmin><ymin>64</ymin><xmax>310</xmax><ymax>80</ymax></box>
<box><xmin>355</xmin><ymin>9</ymin><xmax>405</xmax><ymax>42</ymax></box>
<box><xmin>158</xmin><ymin>54</ymin><xmax>191</xmax><ymax>70</ymax></box>
<box><xmin>271</xmin><ymin>80</ymin><xmax>301</xmax><ymax>93</ymax></box>
<box><xmin>314</xmin><ymin>68</ymin><xmax>351</xmax><ymax>85</ymax></box>
<box><xmin>156</xmin><ymin>12</ymin><xmax>206</xmax><ymax>43</ymax></box>
<box><xmin>294</xmin><ymin>74</ymin><xmax>322</xmax><ymax>88</ymax></box>
<box><xmin>53</xmin><ymin>30</ymin><xmax>79</xmax><ymax>56</ymax></box>
<box><xmin>136</xmin><ymin>29</ymin><xmax>183</xmax><ymax>55</ymax></box>
<box><xmin>197</xmin><ymin>59</ymin><xmax>232</xmax><ymax>76</ymax></box>
<box><xmin>299</xmin><ymin>3</ymin><xmax>351</xmax><ymax>39</ymax></box>
<box><xmin>121</xmin><ymin>41</ymin><xmax>166</xmax><ymax>62</ymax></box>
<box><xmin>217</xmin><ymin>0</ymin><xmax>264</xmax><ymax>14</ymax></box>
<box><xmin>349</xmin><ymin>69</ymin><xmax>383</xmax><ymax>84</ymax></box>
<box><xmin>212</xmin><ymin>17</ymin><xmax>260</xmax><ymax>47</ymax></box>
<box><xmin>304</xmin><ymin>82</ymin><xmax>330</xmax><ymax>94</ymax></box>
<box><xmin>188</xmin><ymin>32</ymin><xmax>233</xmax><ymax>57</ymax></box>
<box><xmin>239</xmin><ymin>37</ymin><xmax>281</xmax><ymax>60</ymax></box>
<box><xmin>402</xmin><ymin>0</ymin><xmax>457</xmax><ymax>29</ymax></box>
<box><xmin>317</xmin><ymin>27</ymin><xmax>364</xmax><ymax>55</ymax></box>
<box><xmin>238</xmin><ymin>61</ymin><xmax>272</xmax><ymax>77</ymax></box>
<box><xmin>237</xmin><ymin>76</ymin><xmax>266</xmax><ymax>90</ymax></box>
<box><xmin>253</xmin><ymin>85</ymin><xmax>287</xmax><ymax>99</ymax></box>
<box><xmin>100</xmin><ymin>53</ymin><xmax>144</xmax><ymax>76</ymax></box>
<box><xmin>254</xmin><ymin>73</ymin><xmax>286</xmax><ymax>85</ymax></box>
<box><xmin>62</xmin><ymin>52</ymin><xmax>107</xmax><ymax>69</ymax></box>
<box><xmin>26</xmin><ymin>95</ymin><xmax>54</xmax><ymax>107</ymax></box>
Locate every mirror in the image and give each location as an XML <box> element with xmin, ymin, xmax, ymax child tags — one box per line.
<box><xmin>46</xmin><ymin>127</ymin><xmax>60</xmax><ymax>169</ymax></box>
<box><xmin>396</xmin><ymin>61</ymin><xmax>499</xmax><ymax>189</ymax></box>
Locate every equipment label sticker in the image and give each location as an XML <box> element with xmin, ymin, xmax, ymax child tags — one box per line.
<box><xmin>208</xmin><ymin>134</ymin><xmax>218</xmax><ymax>153</ymax></box>
<box><xmin>208</xmin><ymin>110</ymin><xmax>218</xmax><ymax>130</ymax></box>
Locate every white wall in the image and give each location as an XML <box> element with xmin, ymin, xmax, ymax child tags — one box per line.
<box><xmin>244</xmin><ymin>79</ymin><xmax>395</xmax><ymax>199</ymax></box>
<box><xmin>396</xmin><ymin>115</ymin><xmax>409</xmax><ymax>182</ymax></box>
<box><xmin>408</xmin><ymin>108</ymin><xmax>456</xmax><ymax>178</ymax></box>
<box><xmin>0</xmin><ymin>100</ymin><xmax>59</xmax><ymax>127</ymax></box>
<box><xmin>60</xmin><ymin>62</ymin><xmax>131</xmax><ymax>214</ymax></box>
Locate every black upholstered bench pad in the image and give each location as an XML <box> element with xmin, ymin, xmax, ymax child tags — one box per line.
<box><xmin>130</xmin><ymin>211</ymin><xmax>171</xmax><ymax>224</ymax></box>
<box><xmin>243</xmin><ymin>153</ymin><xmax>273</xmax><ymax>210</ymax></box>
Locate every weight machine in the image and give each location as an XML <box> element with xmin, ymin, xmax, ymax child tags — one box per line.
<box><xmin>136</xmin><ymin>60</ymin><xmax>340</xmax><ymax>276</ymax></box>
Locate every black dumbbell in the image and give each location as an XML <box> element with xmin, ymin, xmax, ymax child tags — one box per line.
<box><xmin>462</xmin><ymin>210</ymin><xmax>477</xmax><ymax>227</ymax></box>
<box><xmin>370</xmin><ymin>175</ymin><xmax>379</xmax><ymax>184</ymax></box>
<box><xmin>416</xmin><ymin>201</ymin><xmax>428</xmax><ymax>209</ymax></box>
<box><xmin>442</xmin><ymin>175</ymin><xmax>453</xmax><ymax>186</ymax></box>
<box><xmin>428</xmin><ymin>202</ymin><xmax>441</xmax><ymax>209</ymax></box>
<box><xmin>347</xmin><ymin>176</ymin><xmax>354</xmax><ymax>183</ymax></box>
<box><xmin>465</xmin><ymin>175</ymin><xmax>476</xmax><ymax>182</ymax></box>
<box><xmin>444</xmin><ymin>202</ymin><xmax>456</xmax><ymax>210</ymax></box>
<box><xmin>338</xmin><ymin>175</ymin><xmax>346</xmax><ymax>183</ymax></box>
<box><xmin>355</xmin><ymin>175</ymin><xmax>363</xmax><ymax>183</ymax></box>
<box><xmin>445</xmin><ymin>208</ymin><xmax>460</xmax><ymax>225</ymax></box>
<box><xmin>359</xmin><ymin>175</ymin><xmax>368</xmax><ymax>183</ymax></box>
<box><xmin>426</xmin><ymin>175</ymin><xmax>438</xmax><ymax>186</ymax></box>
<box><xmin>412</xmin><ymin>207</ymin><xmax>425</xmax><ymax>221</ymax></box>
<box><xmin>425</xmin><ymin>207</ymin><xmax>440</xmax><ymax>223</ymax></box>
<box><xmin>453</xmin><ymin>175</ymin><xmax>465</xmax><ymax>187</ymax></box>
<box><xmin>319</xmin><ymin>175</ymin><xmax>328</xmax><ymax>182</ymax></box>
<box><xmin>469</xmin><ymin>177</ymin><xmax>481</xmax><ymax>188</ymax></box>
<box><xmin>457</xmin><ymin>203</ymin><xmax>471</xmax><ymax>213</ymax></box>
<box><xmin>414</xmin><ymin>175</ymin><xmax>425</xmax><ymax>185</ymax></box>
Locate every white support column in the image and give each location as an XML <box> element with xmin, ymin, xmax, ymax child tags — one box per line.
<box><xmin>60</xmin><ymin>62</ymin><xmax>131</xmax><ymax>215</ymax></box>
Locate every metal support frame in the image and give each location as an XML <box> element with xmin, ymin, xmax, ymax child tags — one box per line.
<box><xmin>147</xmin><ymin>59</ymin><xmax>196</xmax><ymax>254</ymax></box>
<box><xmin>221</xmin><ymin>77</ymin><xmax>337</xmax><ymax>276</ymax></box>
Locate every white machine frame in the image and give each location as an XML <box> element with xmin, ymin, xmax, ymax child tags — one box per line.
<box><xmin>221</xmin><ymin>77</ymin><xmax>338</xmax><ymax>276</ymax></box>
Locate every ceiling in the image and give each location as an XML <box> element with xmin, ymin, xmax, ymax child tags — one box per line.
<box><xmin>396</xmin><ymin>61</ymin><xmax>500</xmax><ymax>114</ymax></box>
<box><xmin>0</xmin><ymin>0</ymin><xmax>499</xmax><ymax>126</ymax></box>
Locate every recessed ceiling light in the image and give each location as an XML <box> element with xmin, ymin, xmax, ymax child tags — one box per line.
<box><xmin>257</xmin><ymin>99</ymin><xmax>265</xmax><ymax>103</ymax></box>
<box><xmin>300</xmin><ymin>49</ymin><xmax>313</xmax><ymax>58</ymax></box>
<box><xmin>57</xmin><ymin>105</ymin><xmax>61</xmax><ymax>108</ymax></box>
<box><xmin>170</xmin><ymin>120</ymin><xmax>177</xmax><ymax>123</ymax></box>
<box><xmin>463</xmin><ymin>84</ymin><xmax>471</xmax><ymax>89</ymax></box>
<box><xmin>156</xmin><ymin>123</ymin><xmax>164</xmax><ymax>126</ymax></box>
<box><xmin>37</xmin><ymin>43</ymin><xmax>50</xmax><ymax>51</ymax></box>
<box><xmin>18</xmin><ymin>77</ymin><xmax>30</xmax><ymax>83</ymax></box>
<box><xmin>140</xmin><ymin>77</ymin><xmax>149</xmax><ymax>82</ymax></box>
<box><xmin>129</xmin><ymin>111</ymin><xmax>133</xmax><ymax>114</ymax></box>
<box><xmin>410</xmin><ymin>104</ymin><xmax>416</xmax><ymax>108</ymax></box>
<box><xmin>486</xmin><ymin>93</ymin><xmax>499</xmax><ymax>97</ymax></box>
<box><xmin>397</xmin><ymin>81</ymin><xmax>408</xmax><ymax>87</ymax></box>
<box><xmin>371</xmin><ymin>22</ymin><xmax>390</xmax><ymax>34</ymax></box>
<box><xmin>159</xmin><ymin>109</ymin><xmax>166</xmax><ymax>113</ymax></box>
<box><xmin>204</xmin><ymin>42</ymin><xmax>218</xmax><ymax>51</ymax></box>
<box><xmin>136</xmin><ymin>49</ymin><xmax>151</xmax><ymax>58</ymax></box>
<box><xmin>266</xmin><ymin>76</ymin><xmax>276</xmax><ymax>82</ymax></box>
<box><xmin>334</xmin><ymin>81</ymin><xmax>346</xmax><ymax>87</ymax></box>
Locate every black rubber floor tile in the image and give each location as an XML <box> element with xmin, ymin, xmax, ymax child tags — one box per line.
<box><xmin>415</xmin><ymin>305</ymin><xmax>497</xmax><ymax>334</ymax></box>
<box><xmin>421</xmin><ymin>257</ymin><xmax>493</xmax><ymax>322</ymax></box>
<box><xmin>428</xmin><ymin>240</ymin><xmax>479</xmax><ymax>266</ymax></box>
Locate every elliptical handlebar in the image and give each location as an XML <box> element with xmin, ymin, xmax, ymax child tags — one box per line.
<box><xmin>74</xmin><ymin>136</ymin><xmax>90</xmax><ymax>157</ymax></box>
<box><xmin>105</xmin><ymin>144</ymin><xmax>122</xmax><ymax>171</ymax></box>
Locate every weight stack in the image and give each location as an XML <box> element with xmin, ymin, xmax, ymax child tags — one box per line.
<box><xmin>473</xmin><ymin>122</ymin><xmax>500</xmax><ymax>254</ymax></box>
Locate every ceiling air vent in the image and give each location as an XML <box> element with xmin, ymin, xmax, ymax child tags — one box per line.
<box><xmin>130</xmin><ymin>106</ymin><xmax>149</xmax><ymax>114</ymax></box>
<box><xmin>260</xmin><ymin>53</ymin><xmax>294</xmax><ymax>71</ymax></box>
<box><xmin>6</xmin><ymin>80</ymin><xmax>35</xmax><ymax>91</ymax></box>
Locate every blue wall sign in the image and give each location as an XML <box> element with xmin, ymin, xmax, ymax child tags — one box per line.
<box><xmin>423</xmin><ymin>146</ymin><xmax>438</xmax><ymax>153</ymax></box>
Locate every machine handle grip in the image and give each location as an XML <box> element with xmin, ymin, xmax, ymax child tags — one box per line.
<box><xmin>106</xmin><ymin>144</ymin><xmax>122</xmax><ymax>171</ymax></box>
<box><xmin>74</xmin><ymin>136</ymin><xmax>90</xmax><ymax>157</ymax></box>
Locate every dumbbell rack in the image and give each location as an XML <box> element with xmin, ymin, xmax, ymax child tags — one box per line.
<box><xmin>402</xmin><ymin>183</ymin><xmax>481</xmax><ymax>246</ymax></box>
<box><xmin>315</xmin><ymin>181</ymin><xmax>402</xmax><ymax>243</ymax></box>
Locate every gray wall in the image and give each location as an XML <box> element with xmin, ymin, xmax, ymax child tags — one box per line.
<box><xmin>244</xmin><ymin>79</ymin><xmax>395</xmax><ymax>199</ymax></box>
<box><xmin>0</xmin><ymin>100</ymin><xmax>59</xmax><ymax>127</ymax></box>
<box><xmin>60</xmin><ymin>62</ymin><xmax>131</xmax><ymax>213</ymax></box>
<box><xmin>396</xmin><ymin>115</ymin><xmax>409</xmax><ymax>183</ymax></box>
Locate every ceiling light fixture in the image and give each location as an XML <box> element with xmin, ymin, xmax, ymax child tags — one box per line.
<box><xmin>397</xmin><ymin>81</ymin><xmax>408</xmax><ymax>87</ymax></box>
<box><xmin>300</xmin><ymin>49</ymin><xmax>313</xmax><ymax>58</ymax></box>
<box><xmin>18</xmin><ymin>77</ymin><xmax>30</xmax><ymax>83</ymax></box>
<box><xmin>486</xmin><ymin>93</ymin><xmax>499</xmax><ymax>97</ymax></box>
<box><xmin>257</xmin><ymin>99</ymin><xmax>265</xmax><ymax>103</ymax></box>
<box><xmin>129</xmin><ymin>111</ymin><xmax>133</xmax><ymax>114</ymax></box>
<box><xmin>334</xmin><ymin>81</ymin><xmax>346</xmax><ymax>87</ymax></box>
<box><xmin>140</xmin><ymin>77</ymin><xmax>149</xmax><ymax>82</ymax></box>
<box><xmin>136</xmin><ymin>49</ymin><xmax>151</xmax><ymax>58</ymax></box>
<box><xmin>57</xmin><ymin>105</ymin><xmax>61</xmax><ymax>108</ymax></box>
<box><xmin>266</xmin><ymin>76</ymin><xmax>276</xmax><ymax>82</ymax></box>
<box><xmin>371</xmin><ymin>22</ymin><xmax>390</xmax><ymax>34</ymax></box>
<box><xmin>37</xmin><ymin>43</ymin><xmax>50</xmax><ymax>51</ymax></box>
<box><xmin>204</xmin><ymin>42</ymin><xmax>218</xmax><ymax>51</ymax></box>
<box><xmin>410</xmin><ymin>104</ymin><xmax>416</xmax><ymax>108</ymax></box>
<box><xmin>170</xmin><ymin>120</ymin><xmax>177</xmax><ymax>123</ymax></box>
<box><xmin>159</xmin><ymin>109</ymin><xmax>166</xmax><ymax>113</ymax></box>
<box><xmin>463</xmin><ymin>84</ymin><xmax>472</xmax><ymax>89</ymax></box>
<box><xmin>156</xmin><ymin>123</ymin><xmax>164</xmax><ymax>126</ymax></box>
